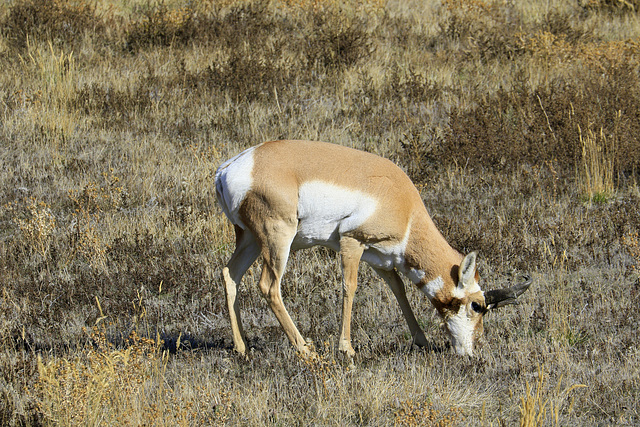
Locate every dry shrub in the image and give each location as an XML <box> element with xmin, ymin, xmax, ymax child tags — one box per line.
<box><xmin>109</xmin><ymin>1</ymin><xmax>376</xmax><ymax>104</ymax></box>
<box><xmin>394</xmin><ymin>399</ymin><xmax>464</xmax><ymax>427</ymax></box>
<box><xmin>303</xmin><ymin>3</ymin><xmax>376</xmax><ymax>69</ymax></box>
<box><xmin>440</xmin><ymin>66</ymin><xmax>640</xmax><ymax>178</ymax></box>
<box><xmin>5</xmin><ymin>197</ymin><xmax>56</xmax><ymax>263</ymax></box>
<box><xmin>442</xmin><ymin>80</ymin><xmax>577</xmax><ymax>173</ymax></box>
<box><xmin>440</xmin><ymin>0</ymin><xmax>523</xmax><ymax>60</ymax></box>
<box><xmin>124</xmin><ymin>0</ymin><xmax>377</xmax><ymax>77</ymax></box>
<box><xmin>386</xmin><ymin>65</ymin><xmax>443</xmax><ymax>105</ymax></box>
<box><xmin>124</xmin><ymin>3</ymin><xmax>198</xmax><ymax>52</ymax></box>
<box><xmin>65</xmin><ymin>181</ymin><xmax>119</xmax><ymax>270</ymax></box>
<box><xmin>298</xmin><ymin>342</ymin><xmax>344</xmax><ymax>399</ymax></box>
<box><xmin>5</xmin><ymin>177</ymin><xmax>121</xmax><ymax>272</ymax></box>
<box><xmin>523</xmin><ymin>31</ymin><xmax>640</xmax><ymax>72</ymax></box>
<box><xmin>205</xmin><ymin>50</ymin><xmax>296</xmax><ymax>102</ymax></box>
<box><xmin>2</xmin><ymin>0</ymin><xmax>102</xmax><ymax>50</ymax></box>
<box><xmin>578</xmin><ymin>0</ymin><xmax>640</xmax><ymax>13</ymax></box>
<box><xmin>428</xmin><ymin>9</ymin><xmax>640</xmax><ymax>180</ymax></box>
<box><xmin>213</xmin><ymin>0</ymin><xmax>282</xmax><ymax>50</ymax></box>
<box><xmin>75</xmin><ymin>83</ymin><xmax>153</xmax><ymax>128</ymax></box>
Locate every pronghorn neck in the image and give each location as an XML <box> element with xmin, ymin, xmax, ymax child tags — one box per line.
<box><xmin>405</xmin><ymin>212</ymin><xmax>464</xmax><ymax>301</ymax></box>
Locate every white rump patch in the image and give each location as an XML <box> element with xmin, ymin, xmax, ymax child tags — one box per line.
<box><xmin>294</xmin><ymin>181</ymin><xmax>377</xmax><ymax>249</ymax></box>
<box><xmin>215</xmin><ymin>145</ymin><xmax>258</xmax><ymax>228</ymax></box>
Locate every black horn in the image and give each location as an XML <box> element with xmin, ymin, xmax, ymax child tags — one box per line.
<box><xmin>484</xmin><ymin>275</ymin><xmax>532</xmax><ymax>310</ymax></box>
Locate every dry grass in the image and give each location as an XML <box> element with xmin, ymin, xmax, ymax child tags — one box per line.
<box><xmin>0</xmin><ymin>0</ymin><xmax>639</xmax><ymax>425</ymax></box>
<box><xmin>518</xmin><ymin>365</ymin><xmax>586</xmax><ymax>427</ymax></box>
<box><xmin>578</xmin><ymin>123</ymin><xmax>618</xmax><ymax>203</ymax></box>
<box><xmin>33</xmin><ymin>324</ymin><xmax>230</xmax><ymax>426</ymax></box>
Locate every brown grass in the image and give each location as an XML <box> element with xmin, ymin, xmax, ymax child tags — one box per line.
<box><xmin>0</xmin><ymin>0</ymin><xmax>639</xmax><ymax>425</ymax></box>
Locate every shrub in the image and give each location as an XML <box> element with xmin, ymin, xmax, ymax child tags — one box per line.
<box><xmin>303</xmin><ymin>4</ymin><xmax>375</xmax><ymax>69</ymax></box>
<box><xmin>578</xmin><ymin>0</ymin><xmax>640</xmax><ymax>14</ymax></box>
<box><xmin>440</xmin><ymin>67</ymin><xmax>640</xmax><ymax>178</ymax></box>
<box><xmin>124</xmin><ymin>3</ymin><xmax>198</xmax><ymax>52</ymax></box>
<box><xmin>2</xmin><ymin>0</ymin><xmax>102</xmax><ymax>50</ymax></box>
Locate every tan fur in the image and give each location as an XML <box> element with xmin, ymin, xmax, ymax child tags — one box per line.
<box><xmin>250</xmin><ymin>140</ymin><xmax>417</xmax><ymax>245</ymax></box>
<box><xmin>217</xmin><ymin>140</ymin><xmax>485</xmax><ymax>356</ymax></box>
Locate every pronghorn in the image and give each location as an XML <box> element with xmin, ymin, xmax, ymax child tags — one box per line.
<box><xmin>215</xmin><ymin>140</ymin><xmax>531</xmax><ymax>357</ymax></box>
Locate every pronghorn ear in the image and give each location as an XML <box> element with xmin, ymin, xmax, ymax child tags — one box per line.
<box><xmin>458</xmin><ymin>251</ymin><xmax>477</xmax><ymax>288</ymax></box>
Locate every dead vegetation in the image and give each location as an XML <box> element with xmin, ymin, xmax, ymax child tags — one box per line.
<box><xmin>0</xmin><ymin>0</ymin><xmax>639</xmax><ymax>425</ymax></box>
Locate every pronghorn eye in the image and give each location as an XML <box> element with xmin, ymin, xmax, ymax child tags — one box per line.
<box><xmin>471</xmin><ymin>301</ymin><xmax>483</xmax><ymax>313</ymax></box>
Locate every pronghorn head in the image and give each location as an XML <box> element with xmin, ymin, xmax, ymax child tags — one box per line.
<box><xmin>427</xmin><ymin>252</ymin><xmax>531</xmax><ymax>356</ymax></box>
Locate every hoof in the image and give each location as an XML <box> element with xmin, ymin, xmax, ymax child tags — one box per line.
<box><xmin>413</xmin><ymin>334</ymin><xmax>429</xmax><ymax>348</ymax></box>
<box><xmin>338</xmin><ymin>339</ymin><xmax>356</xmax><ymax>358</ymax></box>
<box><xmin>297</xmin><ymin>340</ymin><xmax>319</xmax><ymax>361</ymax></box>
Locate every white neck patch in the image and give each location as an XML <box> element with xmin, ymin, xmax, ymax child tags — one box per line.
<box><xmin>406</xmin><ymin>268</ymin><xmax>426</xmax><ymax>284</ymax></box>
<box><xmin>420</xmin><ymin>276</ymin><xmax>444</xmax><ymax>300</ymax></box>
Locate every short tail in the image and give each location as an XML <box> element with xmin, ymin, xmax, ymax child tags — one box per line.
<box><xmin>214</xmin><ymin>166</ymin><xmax>231</xmax><ymax>221</ymax></box>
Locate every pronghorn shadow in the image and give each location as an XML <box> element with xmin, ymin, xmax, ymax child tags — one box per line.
<box><xmin>14</xmin><ymin>328</ymin><xmax>450</xmax><ymax>360</ymax></box>
<box><xmin>12</xmin><ymin>330</ymin><xmax>234</xmax><ymax>357</ymax></box>
<box><xmin>160</xmin><ymin>333</ymin><xmax>230</xmax><ymax>354</ymax></box>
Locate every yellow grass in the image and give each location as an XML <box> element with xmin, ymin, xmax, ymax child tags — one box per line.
<box><xmin>519</xmin><ymin>366</ymin><xmax>586</xmax><ymax>427</ymax></box>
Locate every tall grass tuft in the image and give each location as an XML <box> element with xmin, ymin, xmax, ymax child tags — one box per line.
<box><xmin>577</xmin><ymin>120</ymin><xmax>618</xmax><ymax>203</ymax></box>
<box><xmin>34</xmin><ymin>327</ymin><xmax>168</xmax><ymax>426</ymax></box>
<box><xmin>20</xmin><ymin>39</ymin><xmax>79</xmax><ymax>154</ymax></box>
<box><xmin>519</xmin><ymin>366</ymin><xmax>586</xmax><ymax>427</ymax></box>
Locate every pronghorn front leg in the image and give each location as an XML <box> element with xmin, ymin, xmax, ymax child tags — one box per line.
<box><xmin>373</xmin><ymin>267</ymin><xmax>428</xmax><ymax>348</ymax></box>
<box><xmin>338</xmin><ymin>236</ymin><xmax>365</xmax><ymax>357</ymax></box>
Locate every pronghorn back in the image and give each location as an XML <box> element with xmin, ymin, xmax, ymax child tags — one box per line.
<box><xmin>216</xmin><ymin>140</ymin><xmax>421</xmax><ymax>230</ymax></box>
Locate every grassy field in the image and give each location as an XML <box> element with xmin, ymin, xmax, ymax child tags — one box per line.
<box><xmin>1</xmin><ymin>0</ymin><xmax>639</xmax><ymax>424</ymax></box>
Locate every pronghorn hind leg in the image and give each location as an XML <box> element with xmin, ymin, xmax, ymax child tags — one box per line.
<box><xmin>256</xmin><ymin>219</ymin><xmax>312</xmax><ymax>356</ymax></box>
<box><xmin>223</xmin><ymin>225</ymin><xmax>261</xmax><ymax>355</ymax></box>
<box><xmin>373</xmin><ymin>267</ymin><xmax>428</xmax><ymax>348</ymax></box>
<box><xmin>338</xmin><ymin>236</ymin><xmax>365</xmax><ymax>358</ymax></box>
